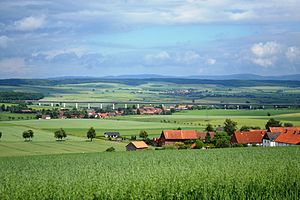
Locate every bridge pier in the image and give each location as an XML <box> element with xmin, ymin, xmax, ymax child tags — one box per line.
<box><xmin>237</xmin><ymin>105</ymin><xmax>239</xmax><ymax>110</ymax></box>
<box><xmin>249</xmin><ymin>105</ymin><xmax>252</xmax><ymax>109</ymax></box>
<box><xmin>137</xmin><ymin>104</ymin><xmax>140</xmax><ymax>109</ymax></box>
<box><xmin>100</xmin><ymin>104</ymin><xmax>103</xmax><ymax>109</ymax></box>
<box><xmin>125</xmin><ymin>104</ymin><xmax>127</xmax><ymax>109</ymax></box>
<box><xmin>75</xmin><ymin>103</ymin><xmax>78</xmax><ymax>109</ymax></box>
<box><xmin>224</xmin><ymin>105</ymin><xmax>227</xmax><ymax>110</ymax></box>
<box><xmin>51</xmin><ymin>103</ymin><xmax>54</xmax><ymax>107</ymax></box>
<box><xmin>88</xmin><ymin>103</ymin><xmax>91</xmax><ymax>109</ymax></box>
<box><xmin>38</xmin><ymin>103</ymin><xmax>41</xmax><ymax>106</ymax></box>
<box><xmin>112</xmin><ymin>104</ymin><xmax>115</xmax><ymax>110</ymax></box>
<box><xmin>63</xmin><ymin>103</ymin><xmax>66</xmax><ymax>108</ymax></box>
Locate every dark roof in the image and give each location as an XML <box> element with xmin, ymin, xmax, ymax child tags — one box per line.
<box><xmin>104</xmin><ymin>132</ymin><xmax>120</xmax><ymax>136</ymax></box>
<box><xmin>263</xmin><ymin>132</ymin><xmax>281</xmax><ymax>141</ymax></box>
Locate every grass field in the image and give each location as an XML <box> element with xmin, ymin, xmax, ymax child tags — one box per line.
<box><xmin>0</xmin><ymin>147</ymin><xmax>299</xmax><ymax>199</ymax></box>
<box><xmin>114</xmin><ymin>109</ymin><xmax>300</xmax><ymax>129</ymax></box>
<box><xmin>1</xmin><ymin>108</ymin><xmax>300</xmax><ymax>157</ymax></box>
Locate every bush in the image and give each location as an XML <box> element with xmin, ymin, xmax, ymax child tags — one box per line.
<box><xmin>175</xmin><ymin>142</ymin><xmax>188</xmax><ymax>149</ymax></box>
<box><xmin>195</xmin><ymin>139</ymin><xmax>204</xmax><ymax>149</ymax></box>
<box><xmin>215</xmin><ymin>138</ymin><xmax>230</xmax><ymax>148</ymax></box>
<box><xmin>106</xmin><ymin>147</ymin><xmax>115</xmax><ymax>152</ymax></box>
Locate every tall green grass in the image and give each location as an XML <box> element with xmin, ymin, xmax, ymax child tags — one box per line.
<box><xmin>0</xmin><ymin>147</ymin><xmax>299</xmax><ymax>199</ymax></box>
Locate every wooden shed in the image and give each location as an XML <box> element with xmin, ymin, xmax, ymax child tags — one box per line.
<box><xmin>126</xmin><ymin>141</ymin><xmax>148</xmax><ymax>151</ymax></box>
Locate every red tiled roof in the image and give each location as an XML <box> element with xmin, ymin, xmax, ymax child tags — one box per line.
<box><xmin>162</xmin><ymin>130</ymin><xmax>214</xmax><ymax>140</ymax></box>
<box><xmin>275</xmin><ymin>130</ymin><xmax>300</xmax><ymax>145</ymax></box>
<box><xmin>232</xmin><ymin>130</ymin><xmax>266</xmax><ymax>144</ymax></box>
<box><xmin>269</xmin><ymin>127</ymin><xmax>300</xmax><ymax>133</ymax></box>
<box><xmin>163</xmin><ymin>130</ymin><xmax>198</xmax><ymax>140</ymax></box>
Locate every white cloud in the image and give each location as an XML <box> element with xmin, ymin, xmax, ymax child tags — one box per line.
<box><xmin>0</xmin><ymin>58</ymin><xmax>27</xmax><ymax>75</ymax></box>
<box><xmin>286</xmin><ymin>46</ymin><xmax>300</xmax><ymax>62</ymax></box>
<box><xmin>250</xmin><ymin>41</ymin><xmax>282</xmax><ymax>67</ymax></box>
<box><xmin>0</xmin><ymin>35</ymin><xmax>11</xmax><ymax>48</ymax></box>
<box><xmin>252</xmin><ymin>58</ymin><xmax>274</xmax><ymax>68</ymax></box>
<box><xmin>144</xmin><ymin>51</ymin><xmax>171</xmax><ymax>65</ymax></box>
<box><xmin>32</xmin><ymin>48</ymin><xmax>87</xmax><ymax>60</ymax></box>
<box><xmin>206</xmin><ymin>58</ymin><xmax>216</xmax><ymax>65</ymax></box>
<box><xmin>251</xmin><ymin>41</ymin><xmax>281</xmax><ymax>57</ymax></box>
<box><xmin>15</xmin><ymin>16</ymin><xmax>46</xmax><ymax>31</ymax></box>
<box><xmin>176</xmin><ymin>51</ymin><xmax>201</xmax><ymax>64</ymax></box>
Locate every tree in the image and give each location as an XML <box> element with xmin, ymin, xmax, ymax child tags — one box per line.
<box><xmin>224</xmin><ymin>119</ymin><xmax>237</xmax><ymax>136</ymax></box>
<box><xmin>265</xmin><ymin>118</ymin><xmax>282</xmax><ymax>130</ymax></box>
<box><xmin>0</xmin><ymin>131</ymin><xmax>2</xmax><ymax>139</ymax></box>
<box><xmin>139</xmin><ymin>130</ymin><xmax>148</xmax><ymax>140</ymax></box>
<box><xmin>240</xmin><ymin>126</ymin><xmax>251</xmax><ymax>132</ymax></box>
<box><xmin>22</xmin><ymin>130</ymin><xmax>34</xmax><ymax>141</ymax></box>
<box><xmin>215</xmin><ymin>138</ymin><xmax>230</xmax><ymax>148</ymax></box>
<box><xmin>205</xmin><ymin>132</ymin><xmax>211</xmax><ymax>143</ymax></box>
<box><xmin>177</xmin><ymin>127</ymin><xmax>182</xmax><ymax>130</ymax></box>
<box><xmin>87</xmin><ymin>127</ymin><xmax>96</xmax><ymax>141</ymax></box>
<box><xmin>284</xmin><ymin>122</ymin><xmax>293</xmax><ymax>127</ymax></box>
<box><xmin>106</xmin><ymin>147</ymin><xmax>115</xmax><ymax>152</ymax></box>
<box><xmin>195</xmin><ymin>139</ymin><xmax>204</xmax><ymax>149</ymax></box>
<box><xmin>205</xmin><ymin>123</ymin><xmax>214</xmax><ymax>132</ymax></box>
<box><xmin>54</xmin><ymin>128</ymin><xmax>67</xmax><ymax>141</ymax></box>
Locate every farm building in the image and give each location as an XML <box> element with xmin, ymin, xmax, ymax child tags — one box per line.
<box><xmin>231</xmin><ymin>130</ymin><xmax>267</xmax><ymax>146</ymax></box>
<box><xmin>159</xmin><ymin>130</ymin><xmax>214</xmax><ymax>145</ymax></box>
<box><xmin>104</xmin><ymin>132</ymin><xmax>120</xmax><ymax>138</ymax></box>
<box><xmin>126</xmin><ymin>141</ymin><xmax>148</xmax><ymax>151</ymax></box>
<box><xmin>274</xmin><ymin>129</ymin><xmax>300</xmax><ymax>146</ymax></box>
<box><xmin>262</xmin><ymin>132</ymin><xmax>281</xmax><ymax>147</ymax></box>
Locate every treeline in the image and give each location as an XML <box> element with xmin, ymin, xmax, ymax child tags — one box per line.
<box><xmin>0</xmin><ymin>91</ymin><xmax>44</xmax><ymax>102</ymax></box>
<box><xmin>1</xmin><ymin>78</ymin><xmax>300</xmax><ymax>87</ymax></box>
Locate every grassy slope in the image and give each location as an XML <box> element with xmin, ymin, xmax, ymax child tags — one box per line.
<box><xmin>0</xmin><ymin>147</ymin><xmax>299</xmax><ymax>199</ymax></box>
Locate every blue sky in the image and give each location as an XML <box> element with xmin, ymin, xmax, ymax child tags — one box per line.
<box><xmin>0</xmin><ymin>0</ymin><xmax>300</xmax><ymax>78</ymax></box>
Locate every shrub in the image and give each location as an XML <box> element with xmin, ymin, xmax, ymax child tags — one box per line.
<box><xmin>195</xmin><ymin>139</ymin><xmax>204</xmax><ymax>149</ymax></box>
<box><xmin>106</xmin><ymin>147</ymin><xmax>115</xmax><ymax>152</ymax></box>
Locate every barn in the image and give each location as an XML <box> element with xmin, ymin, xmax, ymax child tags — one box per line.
<box><xmin>126</xmin><ymin>141</ymin><xmax>148</xmax><ymax>151</ymax></box>
<box><xmin>231</xmin><ymin>130</ymin><xmax>267</xmax><ymax>146</ymax></box>
<box><xmin>159</xmin><ymin>130</ymin><xmax>214</xmax><ymax>145</ymax></box>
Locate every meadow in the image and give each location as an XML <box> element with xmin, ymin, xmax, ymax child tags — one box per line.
<box><xmin>0</xmin><ymin>147</ymin><xmax>299</xmax><ymax>199</ymax></box>
<box><xmin>1</xmin><ymin>108</ymin><xmax>300</xmax><ymax>157</ymax></box>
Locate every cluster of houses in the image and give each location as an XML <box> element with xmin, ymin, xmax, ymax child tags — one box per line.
<box><xmin>231</xmin><ymin>127</ymin><xmax>300</xmax><ymax>146</ymax></box>
<box><xmin>124</xmin><ymin>127</ymin><xmax>300</xmax><ymax>151</ymax></box>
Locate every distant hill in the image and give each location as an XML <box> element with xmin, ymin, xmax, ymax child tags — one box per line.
<box><xmin>50</xmin><ymin>73</ymin><xmax>300</xmax><ymax>81</ymax></box>
<box><xmin>187</xmin><ymin>74</ymin><xmax>300</xmax><ymax>81</ymax></box>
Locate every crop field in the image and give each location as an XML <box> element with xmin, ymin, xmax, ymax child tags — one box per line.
<box><xmin>115</xmin><ymin>109</ymin><xmax>300</xmax><ymax>129</ymax></box>
<box><xmin>0</xmin><ymin>147</ymin><xmax>299</xmax><ymax>199</ymax></box>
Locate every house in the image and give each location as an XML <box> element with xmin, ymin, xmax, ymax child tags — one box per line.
<box><xmin>262</xmin><ymin>132</ymin><xmax>281</xmax><ymax>147</ymax></box>
<box><xmin>41</xmin><ymin>115</ymin><xmax>51</xmax><ymax>120</ymax></box>
<box><xmin>269</xmin><ymin>127</ymin><xmax>300</xmax><ymax>132</ymax></box>
<box><xmin>126</xmin><ymin>141</ymin><xmax>148</xmax><ymax>151</ymax></box>
<box><xmin>137</xmin><ymin>106</ymin><xmax>163</xmax><ymax>115</ymax></box>
<box><xmin>104</xmin><ymin>132</ymin><xmax>120</xmax><ymax>138</ymax></box>
<box><xmin>99</xmin><ymin>113</ymin><xmax>109</xmax><ymax>118</ymax></box>
<box><xmin>230</xmin><ymin>130</ymin><xmax>267</xmax><ymax>146</ymax></box>
<box><xmin>159</xmin><ymin>130</ymin><xmax>214</xmax><ymax>145</ymax></box>
<box><xmin>274</xmin><ymin>129</ymin><xmax>300</xmax><ymax>146</ymax></box>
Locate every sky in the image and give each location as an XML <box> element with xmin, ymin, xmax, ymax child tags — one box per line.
<box><xmin>0</xmin><ymin>0</ymin><xmax>300</xmax><ymax>78</ymax></box>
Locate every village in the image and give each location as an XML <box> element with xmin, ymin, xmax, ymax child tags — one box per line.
<box><xmin>112</xmin><ymin>126</ymin><xmax>300</xmax><ymax>151</ymax></box>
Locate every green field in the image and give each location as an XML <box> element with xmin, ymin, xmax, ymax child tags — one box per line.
<box><xmin>114</xmin><ymin>109</ymin><xmax>300</xmax><ymax>129</ymax></box>
<box><xmin>1</xmin><ymin>108</ymin><xmax>300</xmax><ymax>157</ymax></box>
<box><xmin>0</xmin><ymin>147</ymin><xmax>299</xmax><ymax>199</ymax></box>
